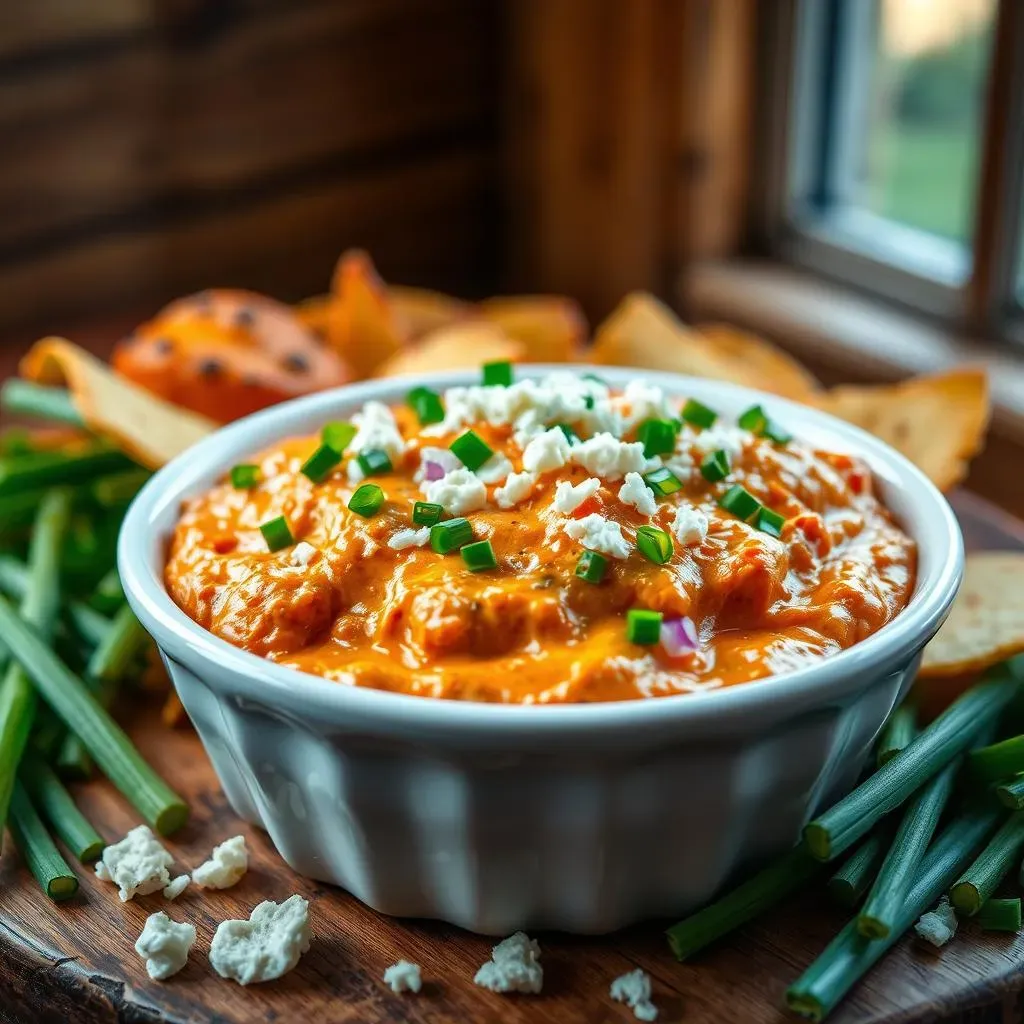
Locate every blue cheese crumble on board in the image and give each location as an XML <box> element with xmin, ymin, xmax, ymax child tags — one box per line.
<box><xmin>383</xmin><ymin>959</ymin><xmax>423</xmax><ymax>994</ymax></box>
<box><xmin>473</xmin><ymin>932</ymin><xmax>543</xmax><ymax>994</ymax></box>
<box><xmin>135</xmin><ymin>912</ymin><xmax>197</xmax><ymax>981</ymax></box>
<box><xmin>209</xmin><ymin>894</ymin><xmax>312</xmax><ymax>985</ymax></box>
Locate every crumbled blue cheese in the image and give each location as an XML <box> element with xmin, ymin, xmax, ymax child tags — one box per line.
<box><xmin>163</xmin><ymin>875</ymin><xmax>190</xmax><ymax>900</ymax></box>
<box><xmin>687</xmin><ymin>422</ymin><xmax>750</xmax><ymax>460</ymax></box>
<box><xmin>610</xmin><ymin>968</ymin><xmax>658</xmax><ymax>1021</ymax></box>
<box><xmin>350</xmin><ymin>400</ymin><xmax>406</xmax><ymax>462</ymax></box>
<box><xmin>94</xmin><ymin>825</ymin><xmax>174</xmax><ymax>902</ymax></box>
<box><xmin>388</xmin><ymin>527</ymin><xmax>431</xmax><ymax>550</ymax></box>
<box><xmin>915</xmin><ymin>897</ymin><xmax>958</xmax><ymax>948</ymax></box>
<box><xmin>569</xmin><ymin>433</ymin><xmax>650</xmax><ymax>481</ymax></box>
<box><xmin>563</xmin><ymin>514</ymin><xmax>633</xmax><ymax>559</ymax></box>
<box><xmin>346</xmin><ymin>459</ymin><xmax>365</xmax><ymax>484</ymax></box>
<box><xmin>670</xmin><ymin>504</ymin><xmax>709</xmax><ymax>546</ymax></box>
<box><xmin>522</xmin><ymin>427</ymin><xmax>573</xmax><ymax>474</ymax></box>
<box><xmin>494</xmin><ymin>470</ymin><xmax>537</xmax><ymax>509</ymax></box>
<box><xmin>383</xmin><ymin>959</ymin><xmax>422</xmax><ymax>994</ymax></box>
<box><xmin>289</xmin><ymin>541</ymin><xmax>318</xmax><ymax>567</ymax></box>
<box><xmin>617</xmin><ymin>472</ymin><xmax>657</xmax><ymax>516</ymax></box>
<box><xmin>209</xmin><ymin>894</ymin><xmax>311</xmax><ymax>985</ymax></box>
<box><xmin>135</xmin><ymin>912</ymin><xmax>196</xmax><ymax>981</ymax></box>
<box><xmin>617</xmin><ymin>379</ymin><xmax>672</xmax><ymax>428</ymax></box>
<box><xmin>473</xmin><ymin>932</ymin><xmax>543</xmax><ymax>994</ymax></box>
<box><xmin>553</xmin><ymin>477</ymin><xmax>601</xmax><ymax>514</ymax></box>
<box><xmin>476</xmin><ymin>452</ymin><xmax>513</xmax><ymax>484</ymax></box>
<box><xmin>192</xmin><ymin>835</ymin><xmax>248</xmax><ymax>890</ymax></box>
<box><xmin>425</xmin><ymin>374</ymin><xmax>618</xmax><ymax>443</ymax></box>
<box><xmin>422</xmin><ymin>468</ymin><xmax>488</xmax><ymax>515</ymax></box>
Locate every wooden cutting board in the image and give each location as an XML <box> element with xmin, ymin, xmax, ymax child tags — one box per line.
<box><xmin>2</xmin><ymin>490</ymin><xmax>1024</xmax><ymax>1024</ymax></box>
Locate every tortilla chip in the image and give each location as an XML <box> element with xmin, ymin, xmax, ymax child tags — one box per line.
<box><xmin>590</xmin><ymin>293</ymin><xmax>734</xmax><ymax>379</ymax></box>
<box><xmin>20</xmin><ymin>338</ymin><xmax>215</xmax><ymax>469</ymax></box>
<box><xmin>697</xmin><ymin>322</ymin><xmax>822</xmax><ymax>401</ymax></box>
<box><xmin>813</xmin><ymin>369</ymin><xmax>989</xmax><ymax>491</ymax></box>
<box><xmin>390</xmin><ymin>285</ymin><xmax>469</xmax><ymax>340</ymax></box>
<box><xmin>375</xmin><ymin>321</ymin><xmax>524</xmax><ymax>379</ymax></box>
<box><xmin>294</xmin><ymin>294</ymin><xmax>331</xmax><ymax>339</ymax></box>
<box><xmin>919</xmin><ymin>553</ymin><xmax>1024</xmax><ymax>678</ymax></box>
<box><xmin>477</xmin><ymin>296</ymin><xmax>587</xmax><ymax>363</ymax></box>
<box><xmin>327</xmin><ymin>250</ymin><xmax>408</xmax><ymax>378</ymax></box>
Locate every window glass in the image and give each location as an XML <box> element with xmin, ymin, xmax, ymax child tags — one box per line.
<box><xmin>843</xmin><ymin>0</ymin><xmax>994</xmax><ymax>243</ymax></box>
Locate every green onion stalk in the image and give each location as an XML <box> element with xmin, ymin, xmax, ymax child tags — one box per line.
<box><xmin>57</xmin><ymin>603</ymin><xmax>151</xmax><ymax>780</ymax></box>
<box><xmin>19</xmin><ymin>753</ymin><xmax>104</xmax><ymax>862</ymax></box>
<box><xmin>786</xmin><ymin>806</ymin><xmax>1001</xmax><ymax>1022</ymax></box>
<box><xmin>827</xmin><ymin>833</ymin><xmax>887</xmax><ymax>909</ymax></box>
<box><xmin>803</xmin><ymin>671</ymin><xmax>1019</xmax><ymax>861</ymax></box>
<box><xmin>0</xmin><ymin>591</ymin><xmax>188</xmax><ymax>835</ymax></box>
<box><xmin>7</xmin><ymin>781</ymin><xmax>79</xmax><ymax>901</ymax></box>
<box><xmin>666</xmin><ymin>844</ymin><xmax>819</xmax><ymax>961</ymax></box>
<box><xmin>949</xmin><ymin>810</ymin><xmax>1024</xmax><ymax>915</ymax></box>
<box><xmin>857</xmin><ymin>756</ymin><xmax>959</xmax><ymax>938</ymax></box>
<box><xmin>0</xmin><ymin>490</ymin><xmax>71</xmax><ymax>843</ymax></box>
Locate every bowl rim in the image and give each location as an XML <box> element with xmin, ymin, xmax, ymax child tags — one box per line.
<box><xmin>119</xmin><ymin>364</ymin><xmax>963</xmax><ymax>731</ymax></box>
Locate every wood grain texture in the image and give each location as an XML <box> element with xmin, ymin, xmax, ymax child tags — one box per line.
<box><xmin>0</xmin><ymin>0</ymin><xmax>498</xmax><ymax>334</ymax></box>
<box><xmin>2</xmin><ymin>493</ymin><xmax>1024</xmax><ymax>1024</ymax></box>
<box><xmin>0</xmin><ymin>148</ymin><xmax>495</xmax><ymax>338</ymax></box>
<box><xmin>502</xmin><ymin>0</ymin><xmax>757</xmax><ymax>322</ymax></box>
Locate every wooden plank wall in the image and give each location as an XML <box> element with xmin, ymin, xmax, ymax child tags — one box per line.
<box><xmin>502</xmin><ymin>0</ymin><xmax>757</xmax><ymax>323</ymax></box>
<box><xmin>0</xmin><ymin>0</ymin><xmax>500</xmax><ymax>335</ymax></box>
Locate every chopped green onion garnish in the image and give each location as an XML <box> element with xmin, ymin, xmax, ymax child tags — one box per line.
<box><xmin>754</xmin><ymin>506</ymin><xmax>786</xmax><ymax>538</ymax></box>
<box><xmin>738</xmin><ymin>404</ymin><xmax>791</xmax><ymax>445</ymax></box>
<box><xmin>450</xmin><ymin>430</ymin><xmax>493</xmax><ymax>472</ymax></box>
<box><xmin>575</xmin><ymin>550</ymin><xmax>608</xmax><ymax>584</ymax></box>
<box><xmin>718</xmin><ymin>484</ymin><xmax>761</xmax><ymax>521</ymax></box>
<box><xmin>582</xmin><ymin>372</ymin><xmax>606</xmax><ymax>386</ymax></box>
<box><xmin>555</xmin><ymin>423</ymin><xmax>580</xmax><ymax>445</ymax></box>
<box><xmin>348</xmin><ymin>483</ymin><xmax>385</xmax><ymax>518</ymax></box>
<box><xmin>357</xmin><ymin>448</ymin><xmax>393</xmax><ymax>477</ymax></box>
<box><xmin>681</xmin><ymin>399</ymin><xmax>718</xmax><ymax>429</ymax></box>
<box><xmin>407</xmin><ymin>386</ymin><xmax>445</xmax><ymax>426</ymax></box>
<box><xmin>322</xmin><ymin>421</ymin><xmax>357</xmax><ymax>453</ymax></box>
<box><xmin>300</xmin><ymin>444</ymin><xmax>342</xmax><ymax>483</ymax></box>
<box><xmin>636</xmin><ymin>526</ymin><xmax>673</xmax><ymax>565</ymax></box>
<box><xmin>637</xmin><ymin>418</ymin><xmax>677</xmax><ymax>458</ymax></box>
<box><xmin>482</xmin><ymin>360</ymin><xmax>513</xmax><ymax>387</ymax></box>
<box><xmin>699</xmin><ymin>449</ymin><xmax>731</xmax><ymax>483</ymax></box>
<box><xmin>644</xmin><ymin>467</ymin><xmax>683</xmax><ymax>497</ymax></box>
<box><xmin>230</xmin><ymin>464</ymin><xmax>260</xmax><ymax>489</ymax></box>
<box><xmin>737</xmin><ymin>405</ymin><xmax>768</xmax><ymax>432</ymax></box>
<box><xmin>430</xmin><ymin>518</ymin><xmax>474</xmax><ymax>554</ymax></box>
<box><xmin>626</xmin><ymin>609</ymin><xmax>663</xmax><ymax>645</ymax></box>
<box><xmin>259</xmin><ymin>516</ymin><xmax>294</xmax><ymax>551</ymax></box>
<box><xmin>412</xmin><ymin>501</ymin><xmax>444</xmax><ymax>527</ymax></box>
<box><xmin>461</xmin><ymin>539</ymin><xmax>497</xmax><ymax>572</ymax></box>
<box><xmin>763</xmin><ymin>420</ymin><xmax>792</xmax><ymax>445</ymax></box>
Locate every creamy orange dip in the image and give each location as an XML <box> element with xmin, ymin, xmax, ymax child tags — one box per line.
<box><xmin>165</xmin><ymin>372</ymin><xmax>916</xmax><ymax>703</ymax></box>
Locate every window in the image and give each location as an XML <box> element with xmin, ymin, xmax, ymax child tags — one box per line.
<box><xmin>766</xmin><ymin>0</ymin><xmax>1024</xmax><ymax>339</ymax></box>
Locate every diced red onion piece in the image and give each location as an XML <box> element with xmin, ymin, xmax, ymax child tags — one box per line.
<box><xmin>660</xmin><ymin>616</ymin><xmax>699</xmax><ymax>658</ymax></box>
<box><xmin>420</xmin><ymin>447</ymin><xmax>459</xmax><ymax>481</ymax></box>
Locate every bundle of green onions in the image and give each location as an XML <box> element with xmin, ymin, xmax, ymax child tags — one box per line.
<box><xmin>0</xmin><ymin>380</ymin><xmax>187</xmax><ymax>901</ymax></box>
<box><xmin>666</xmin><ymin>657</ymin><xmax>1024</xmax><ymax>1022</ymax></box>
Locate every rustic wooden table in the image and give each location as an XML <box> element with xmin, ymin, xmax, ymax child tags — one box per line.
<box><xmin>2</xmin><ymin>491</ymin><xmax>1024</xmax><ymax>1024</ymax></box>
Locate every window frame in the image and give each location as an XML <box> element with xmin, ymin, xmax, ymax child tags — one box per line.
<box><xmin>758</xmin><ymin>0</ymin><xmax>1024</xmax><ymax>343</ymax></box>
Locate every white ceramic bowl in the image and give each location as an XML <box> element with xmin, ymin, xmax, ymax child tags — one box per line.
<box><xmin>119</xmin><ymin>367</ymin><xmax>962</xmax><ymax>935</ymax></box>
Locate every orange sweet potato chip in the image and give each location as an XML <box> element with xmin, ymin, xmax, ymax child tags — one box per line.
<box><xmin>919</xmin><ymin>552</ymin><xmax>1024</xmax><ymax>678</ymax></box>
<box><xmin>813</xmin><ymin>369</ymin><xmax>989</xmax><ymax>492</ymax></box>
<box><xmin>21</xmin><ymin>338</ymin><xmax>215</xmax><ymax>469</ymax></box>
<box><xmin>294</xmin><ymin>294</ymin><xmax>331</xmax><ymax>340</ymax></box>
<box><xmin>374</xmin><ymin>321</ymin><xmax>524</xmax><ymax>379</ymax></box>
<box><xmin>697</xmin><ymin>322</ymin><xmax>822</xmax><ymax>401</ymax></box>
<box><xmin>477</xmin><ymin>296</ymin><xmax>587</xmax><ymax>363</ymax></box>
<box><xmin>390</xmin><ymin>285</ymin><xmax>469</xmax><ymax>340</ymax></box>
<box><xmin>327</xmin><ymin>250</ymin><xmax>408</xmax><ymax>378</ymax></box>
